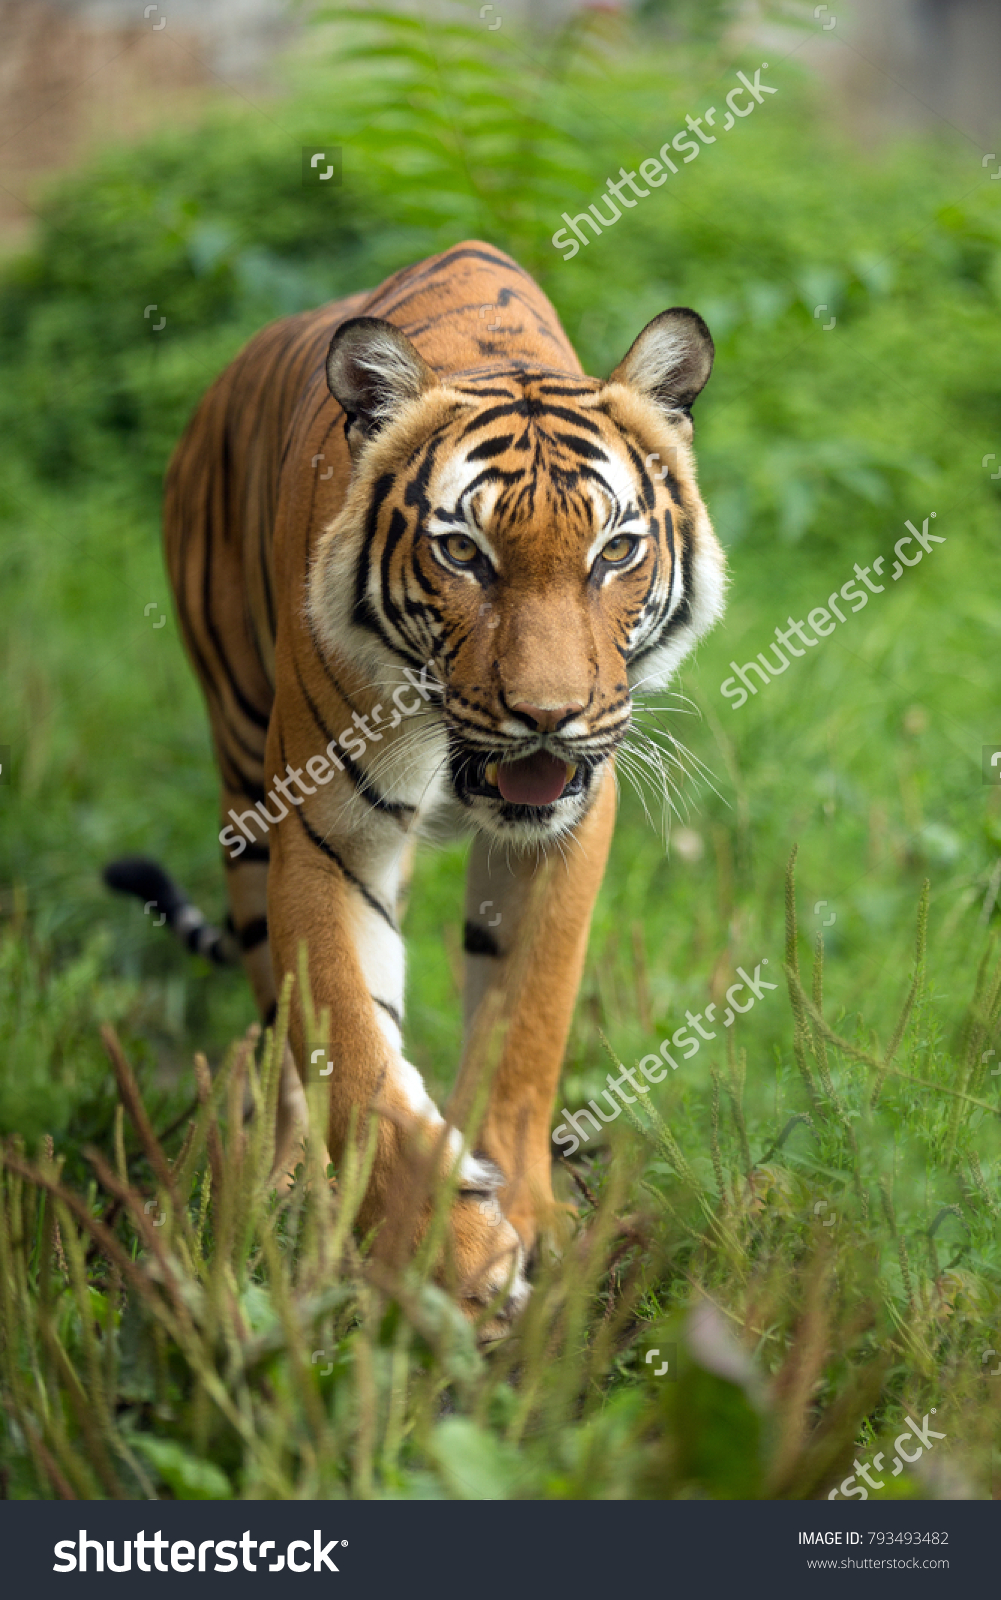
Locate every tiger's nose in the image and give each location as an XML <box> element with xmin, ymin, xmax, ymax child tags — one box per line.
<box><xmin>511</xmin><ymin>700</ymin><xmax>585</xmax><ymax>733</ymax></box>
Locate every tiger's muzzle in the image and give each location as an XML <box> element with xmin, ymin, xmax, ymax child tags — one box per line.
<box><xmin>445</xmin><ymin>714</ymin><xmax>626</xmax><ymax>838</ymax></box>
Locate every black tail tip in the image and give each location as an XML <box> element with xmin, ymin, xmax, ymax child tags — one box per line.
<box><xmin>102</xmin><ymin>857</ymin><xmax>185</xmax><ymax>916</ymax></box>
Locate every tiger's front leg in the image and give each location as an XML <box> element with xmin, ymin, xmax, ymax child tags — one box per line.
<box><xmin>449</xmin><ymin>770</ymin><xmax>617</xmax><ymax>1255</ymax></box>
<box><xmin>264</xmin><ymin>715</ymin><xmax>529</xmax><ymax>1330</ymax></box>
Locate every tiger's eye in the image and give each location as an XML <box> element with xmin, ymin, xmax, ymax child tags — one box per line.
<box><xmin>444</xmin><ymin>534</ymin><xmax>478</xmax><ymax>564</ymax></box>
<box><xmin>602</xmin><ymin>535</ymin><xmax>635</xmax><ymax>564</ymax></box>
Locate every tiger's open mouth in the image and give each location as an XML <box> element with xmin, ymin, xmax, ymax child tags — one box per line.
<box><xmin>487</xmin><ymin>750</ymin><xmax>578</xmax><ymax>806</ymax></box>
<box><xmin>450</xmin><ymin>745</ymin><xmax>591</xmax><ymax>810</ymax></box>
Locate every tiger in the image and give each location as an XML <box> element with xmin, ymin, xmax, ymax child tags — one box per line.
<box><xmin>106</xmin><ymin>240</ymin><xmax>725</xmax><ymax>1337</ymax></box>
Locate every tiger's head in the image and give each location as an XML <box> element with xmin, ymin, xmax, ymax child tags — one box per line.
<box><xmin>310</xmin><ymin>309</ymin><xmax>725</xmax><ymax>844</ymax></box>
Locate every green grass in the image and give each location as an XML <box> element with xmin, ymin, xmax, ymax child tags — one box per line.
<box><xmin>1</xmin><ymin>1</ymin><xmax>1000</xmax><ymax>1498</ymax></box>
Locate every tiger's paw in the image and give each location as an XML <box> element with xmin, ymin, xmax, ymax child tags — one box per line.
<box><xmin>449</xmin><ymin>1153</ymin><xmax>531</xmax><ymax>1343</ymax></box>
<box><xmin>500</xmin><ymin>1177</ymin><xmax>579</xmax><ymax>1267</ymax></box>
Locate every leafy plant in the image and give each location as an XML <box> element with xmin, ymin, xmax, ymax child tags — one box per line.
<box><xmin>1</xmin><ymin>864</ymin><xmax>996</xmax><ymax>1499</ymax></box>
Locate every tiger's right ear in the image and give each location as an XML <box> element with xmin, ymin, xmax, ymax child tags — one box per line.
<box><xmin>607</xmin><ymin>307</ymin><xmax>714</xmax><ymax>418</ymax></box>
<box><xmin>326</xmin><ymin>317</ymin><xmax>439</xmax><ymax>456</ymax></box>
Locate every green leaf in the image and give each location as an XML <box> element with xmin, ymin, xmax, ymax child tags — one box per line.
<box><xmin>428</xmin><ymin>1417</ymin><xmax>522</xmax><ymax>1500</ymax></box>
<box><xmin>131</xmin><ymin>1437</ymin><xmax>234</xmax><ymax>1500</ymax></box>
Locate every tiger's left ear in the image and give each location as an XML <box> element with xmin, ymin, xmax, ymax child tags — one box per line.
<box><xmin>608</xmin><ymin>307</ymin><xmax>714</xmax><ymax>417</ymax></box>
<box><xmin>326</xmin><ymin>317</ymin><xmax>439</xmax><ymax>454</ymax></box>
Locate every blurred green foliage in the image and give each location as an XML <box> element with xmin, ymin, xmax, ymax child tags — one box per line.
<box><xmin>1</xmin><ymin>874</ymin><xmax>996</xmax><ymax>1500</ymax></box>
<box><xmin>0</xmin><ymin>0</ymin><xmax>1000</xmax><ymax>1498</ymax></box>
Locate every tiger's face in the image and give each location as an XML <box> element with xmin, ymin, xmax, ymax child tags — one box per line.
<box><xmin>312</xmin><ymin>311</ymin><xmax>726</xmax><ymax>844</ymax></box>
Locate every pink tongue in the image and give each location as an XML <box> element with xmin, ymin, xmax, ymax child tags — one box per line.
<box><xmin>496</xmin><ymin>750</ymin><xmax>569</xmax><ymax>806</ymax></box>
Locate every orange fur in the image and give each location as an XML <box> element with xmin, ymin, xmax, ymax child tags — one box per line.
<box><xmin>164</xmin><ymin>241</ymin><xmax>725</xmax><ymax>1331</ymax></box>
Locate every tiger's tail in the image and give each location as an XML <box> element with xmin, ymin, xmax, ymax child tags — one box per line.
<box><xmin>102</xmin><ymin>857</ymin><xmax>238</xmax><ymax>966</ymax></box>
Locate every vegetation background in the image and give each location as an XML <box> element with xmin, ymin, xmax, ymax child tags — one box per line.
<box><xmin>0</xmin><ymin>0</ymin><xmax>999</xmax><ymax>1500</ymax></box>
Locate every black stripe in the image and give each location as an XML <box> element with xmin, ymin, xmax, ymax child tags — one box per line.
<box><xmin>370</xmin><ymin>245</ymin><xmax>531</xmax><ymax>321</ymax></box>
<box><xmin>402</xmin><ymin>284</ymin><xmax>558</xmax><ymax>345</ymax></box>
<box><xmin>373</xmin><ymin>995</ymin><xmax>403</xmax><ymax>1029</ymax></box>
<box><xmin>263</xmin><ymin>1000</ymin><xmax>278</xmax><ymax>1028</ymax></box>
<box><xmin>256</xmin><ymin>428</ymin><xmax>276</xmax><ymax>647</ymax></box>
<box><xmin>220</xmin><ymin>777</ymin><xmax>269</xmax><ymax>820</ymax></box>
<box><xmin>225</xmin><ymin>841</ymin><xmax>270</xmax><ymax>866</ymax></box>
<box><xmin>449</xmin><ymin>464</ymin><xmax>527</xmax><ymax>501</ymax></box>
<box><xmin>379</xmin><ymin>504</ymin><xmax>414</xmax><ymax>641</ymax></box>
<box><xmin>458</xmin><ymin>401</ymin><xmax>526</xmax><ymax>436</ymax></box>
<box><xmin>448</xmin><ymin>364</ymin><xmax>581</xmax><ymax>384</ymax></box>
<box><xmin>169</xmin><ymin>423</ymin><xmax>272</xmax><ymax>765</ymax></box>
<box><xmin>273</xmin><ymin>316</ymin><xmax>331</xmax><ymax>467</ymax></box>
<box><xmin>466</xmin><ymin>433</ymin><xmax>514</xmax><ymax>461</ymax></box>
<box><xmin>292</xmin><ymin>654</ymin><xmax>414</xmax><ymax>822</ymax></box>
<box><xmin>199</xmin><ymin>489</ymin><xmax>271</xmax><ymax>733</ymax></box>
<box><xmin>207</xmin><ymin>933</ymin><xmax>234</xmax><ymax>968</ymax></box>
<box><xmin>453</xmin><ymin>385</ymin><xmax>519</xmax><ymax>399</ymax></box>
<box><xmin>352</xmin><ymin>470</ymin><xmax>396</xmax><ymax>634</ymax></box>
<box><xmin>463</xmin><ymin>921</ymin><xmax>501</xmax><ymax>958</ymax></box>
<box><xmin>630</xmin><ymin>508</ymin><xmax>691</xmax><ymax>655</ymax></box>
<box><xmin>293</xmin><ymin>806</ymin><xmax>398</xmax><ymax>933</ymax></box>
<box><xmin>238</xmin><ymin>916</ymin><xmax>269</xmax><ymax>952</ymax></box>
<box><xmin>459</xmin><ymin>399</ymin><xmax>604</xmax><ymax>440</ymax></box>
<box><xmin>553</xmin><ymin>432</ymin><xmax>608</xmax><ymax>461</ymax></box>
<box><xmin>306</xmin><ymin>611</ymin><xmax>364</xmax><ymax>719</ymax></box>
<box><xmin>661</xmin><ymin>507</ymin><xmax>675</xmax><ymax>576</ymax></box>
<box><xmin>213</xmin><ymin>714</ymin><xmax>268</xmax><ymax>777</ymax></box>
<box><xmin>670</xmin><ymin>513</ymin><xmax>694</xmax><ymax>632</ymax></box>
